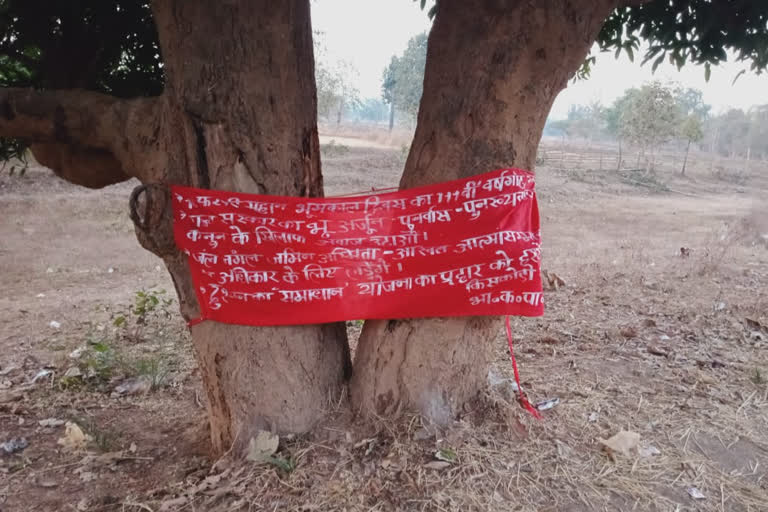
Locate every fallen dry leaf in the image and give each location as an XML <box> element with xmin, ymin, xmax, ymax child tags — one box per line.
<box><xmin>423</xmin><ymin>461</ymin><xmax>451</xmax><ymax>470</ymax></box>
<box><xmin>598</xmin><ymin>430</ymin><xmax>640</xmax><ymax>458</ymax></box>
<box><xmin>745</xmin><ymin>317</ymin><xmax>767</xmax><ymax>332</ymax></box>
<box><xmin>647</xmin><ymin>345</ymin><xmax>669</xmax><ymax>357</ymax></box>
<box><xmin>159</xmin><ymin>497</ymin><xmax>188</xmax><ymax>512</ymax></box>
<box><xmin>637</xmin><ymin>444</ymin><xmax>661</xmax><ymax>458</ymax></box>
<box><xmin>78</xmin><ymin>470</ymin><xmax>97</xmax><ymax>482</ymax></box>
<box><xmin>619</xmin><ymin>326</ymin><xmax>638</xmax><ymax>339</ymax></box>
<box><xmin>542</xmin><ymin>270</ymin><xmax>566</xmax><ymax>290</ymax></box>
<box><xmin>246</xmin><ymin>430</ymin><xmax>279</xmax><ymax>463</ymax></box>
<box><xmin>57</xmin><ymin>422</ymin><xmax>92</xmax><ymax>452</ymax></box>
<box><xmin>39</xmin><ymin>418</ymin><xmax>65</xmax><ymax>428</ymax></box>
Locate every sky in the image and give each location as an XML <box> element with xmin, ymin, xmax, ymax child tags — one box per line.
<box><xmin>311</xmin><ymin>0</ymin><xmax>768</xmax><ymax>119</ymax></box>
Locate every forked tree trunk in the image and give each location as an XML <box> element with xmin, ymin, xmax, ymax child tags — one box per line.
<box><xmin>145</xmin><ymin>0</ymin><xmax>350</xmax><ymax>454</ymax></box>
<box><xmin>350</xmin><ymin>0</ymin><xmax>617</xmax><ymax>422</ymax></box>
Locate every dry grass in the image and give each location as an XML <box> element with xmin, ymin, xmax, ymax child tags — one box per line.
<box><xmin>1</xmin><ymin>129</ymin><xmax>767</xmax><ymax>511</ymax></box>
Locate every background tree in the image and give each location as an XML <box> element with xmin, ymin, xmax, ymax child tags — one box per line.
<box><xmin>1</xmin><ymin>0</ymin><xmax>768</xmax><ymax>453</ymax></box>
<box><xmin>713</xmin><ymin>108</ymin><xmax>751</xmax><ymax>158</ymax></box>
<box><xmin>747</xmin><ymin>105</ymin><xmax>768</xmax><ymax>160</ymax></box>
<box><xmin>351</xmin><ymin>97</ymin><xmax>390</xmax><ymax>123</ymax></box>
<box><xmin>381</xmin><ymin>32</ymin><xmax>428</xmax><ymax>127</ymax></box>
<box><xmin>616</xmin><ymin>82</ymin><xmax>681</xmax><ymax>169</ymax></box>
<box><xmin>672</xmin><ymin>86</ymin><xmax>708</xmax><ymax>175</ymax></box>
<box><xmin>381</xmin><ymin>56</ymin><xmax>398</xmax><ymax>131</ymax></box>
<box><xmin>674</xmin><ymin>86</ymin><xmax>711</xmax><ymax>120</ymax></box>
<box><xmin>679</xmin><ymin>114</ymin><xmax>704</xmax><ymax>175</ymax></box>
<box><xmin>603</xmin><ymin>93</ymin><xmax>634</xmax><ymax>169</ymax></box>
<box><xmin>314</xmin><ymin>31</ymin><xmax>361</xmax><ymax>123</ymax></box>
<box><xmin>554</xmin><ymin>102</ymin><xmax>608</xmax><ymax>141</ymax></box>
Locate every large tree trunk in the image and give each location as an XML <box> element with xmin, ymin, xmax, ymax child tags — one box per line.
<box><xmin>144</xmin><ymin>0</ymin><xmax>350</xmax><ymax>454</ymax></box>
<box><xmin>350</xmin><ymin>0</ymin><xmax>617</xmax><ymax>422</ymax></box>
<box><xmin>0</xmin><ymin>0</ymin><xmax>352</xmax><ymax>456</ymax></box>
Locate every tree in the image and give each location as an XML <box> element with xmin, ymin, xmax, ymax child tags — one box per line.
<box><xmin>381</xmin><ymin>32</ymin><xmax>428</xmax><ymax>127</ymax></box>
<box><xmin>712</xmin><ymin>109</ymin><xmax>751</xmax><ymax>157</ymax></box>
<box><xmin>2</xmin><ymin>0</ymin><xmax>767</xmax><ymax>455</ymax></box>
<box><xmin>616</xmin><ymin>82</ymin><xmax>681</xmax><ymax>169</ymax></box>
<box><xmin>0</xmin><ymin>0</ymin><xmax>351</xmax><ymax>455</ymax></box>
<box><xmin>604</xmin><ymin>93</ymin><xmax>634</xmax><ymax>170</ymax></box>
<box><xmin>554</xmin><ymin>102</ymin><xmax>607</xmax><ymax>140</ymax></box>
<box><xmin>314</xmin><ymin>31</ymin><xmax>360</xmax><ymax>123</ymax></box>
<box><xmin>679</xmin><ymin>115</ymin><xmax>703</xmax><ymax>175</ymax></box>
<box><xmin>747</xmin><ymin>105</ymin><xmax>768</xmax><ymax>160</ymax></box>
<box><xmin>672</xmin><ymin>86</ymin><xmax>708</xmax><ymax>175</ymax></box>
<box><xmin>351</xmin><ymin>97</ymin><xmax>390</xmax><ymax>123</ymax></box>
<box><xmin>674</xmin><ymin>87</ymin><xmax>710</xmax><ymax>120</ymax></box>
<box><xmin>382</xmin><ymin>56</ymin><xmax>398</xmax><ymax>131</ymax></box>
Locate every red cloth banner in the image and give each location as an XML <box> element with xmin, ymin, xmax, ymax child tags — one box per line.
<box><xmin>172</xmin><ymin>168</ymin><xmax>544</xmax><ymax>326</ymax></box>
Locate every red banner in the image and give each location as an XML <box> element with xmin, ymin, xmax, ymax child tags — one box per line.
<box><xmin>172</xmin><ymin>168</ymin><xmax>543</xmax><ymax>326</ymax></box>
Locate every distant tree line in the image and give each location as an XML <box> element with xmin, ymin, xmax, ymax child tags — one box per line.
<box><xmin>545</xmin><ymin>81</ymin><xmax>768</xmax><ymax>174</ymax></box>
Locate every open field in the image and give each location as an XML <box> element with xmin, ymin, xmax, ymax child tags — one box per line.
<box><xmin>1</xmin><ymin>130</ymin><xmax>767</xmax><ymax>511</ymax></box>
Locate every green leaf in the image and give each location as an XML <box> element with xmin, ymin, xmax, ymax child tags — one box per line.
<box><xmin>626</xmin><ymin>46</ymin><xmax>634</xmax><ymax>63</ymax></box>
<box><xmin>704</xmin><ymin>62</ymin><xmax>711</xmax><ymax>82</ymax></box>
<box><xmin>652</xmin><ymin>54</ymin><xmax>665</xmax><ymax>72</ymax></box>
<box><xmin>732</xmin><ymin>69</ymin><xmax>746</xmax><ymax>85</ymax></box>
<box><xmin>113</xmin><ymin>316</ymin><xmax>126</xmax><ymax>327</ymax></box>
<box><xmin>266</xmin><ymin>455</ymin><xmax>296</xmax><ymax>473</ymax></box>
<box><xmin>615</xmin><ymin>47</ymin><xmax>622</xmax><ymax>60</ymax></box>
<box><xmin>92</xmin><ymin>342</ymin><xmax>110</xmax><ymax>353</ymax></box>
<box><xmin>435</xmin><ymin>447</ymin><xmax>457</xmax><ymax>462</ymax></box>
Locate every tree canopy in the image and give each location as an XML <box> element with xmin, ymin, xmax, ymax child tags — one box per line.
<box><xmin>1</xmin><ymin>1</ymin><xmax>767</xmax><ymax>155</ymax></box>
<box><xmin>597</xmin><ymin>1</ymin><xmax>768</xmax><ymax>77</ymax></box>
<box><xmin>0</xmin><ymin>0</ymin><xmax>163</xmax><ymax>95</ymax></box>
<box><xmin>381</xmin><ymin>32</ymin><xmax>427</xmax><ymax>123</ymax></box>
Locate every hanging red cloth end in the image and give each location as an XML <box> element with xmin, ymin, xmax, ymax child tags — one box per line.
<box><xmin>187</xmin><ymin>317</ymin><xmax>205</xmax><ymax>327</ymax></box>
<box><xmin>505</xmin><ymin>315</ymin><xmax>542</xmax><ymax>420</ymax></box>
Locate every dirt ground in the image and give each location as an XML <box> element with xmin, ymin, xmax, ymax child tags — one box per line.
<box><xmin>1</xmin><ymin>132</ymin><xmax>767</xmax><ymax>511</ymax></box>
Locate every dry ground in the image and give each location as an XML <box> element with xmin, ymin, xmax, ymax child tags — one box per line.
<box><xmin>1</xmin><ymin>132</ymin><xmax>767</xmax><ymax>511</ymax></box>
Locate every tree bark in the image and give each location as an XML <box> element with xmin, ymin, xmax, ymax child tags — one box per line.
<box><xmin>351</xmin><ymin>0</ymin><xmax>618</xmax><ymax>423</ymax></box>
<box><xmin>0</xmin><ymin>0</ymin><xmax>351</xmax><ymax>456</ymax></box>
<box><xmin>0</xmin><ymin>88</ymin><xmax>160</xmax><ymax>187</ymax></box>
<box><xmin>147</xmin><ymin>0</ymin><xmax>350</xmax><ymax>454</ymax></box>
<box><xmin>388</xmin><ymin>102</ymin><xmax>395</xmax><ymax>132</ymax></box>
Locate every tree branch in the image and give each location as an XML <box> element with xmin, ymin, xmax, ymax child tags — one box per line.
<box><xmin>0</xmin><ymin>88</ymin><xmax>117</xmax><ymax>146</ymax></box>
<box><xmin>0</xmin><ymin>87</ymin><xmax>163</xmax><ymax>187</ymax></box>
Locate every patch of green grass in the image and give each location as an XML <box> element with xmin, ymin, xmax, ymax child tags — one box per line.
<box><xmin>618</xmin><ymin>168</ymin><xmax>670</xmax><ymax>192</ymax></box>
<box><xmin>267</xmin><ymin>455</ymin><xmax>297</xmax><ymax>473</ymax></box>
<box><xmin>131</xmin><ymin>356</ymin><xmax>172</xmax><ymax>391</ymax></box>
<box><xmin>320</xmin><ymin>139</ymin><xmax>350</xmax><ymax>157</ymax></box>
<box><xmin>59</xmin><ymin>288</ymin><xmax>180</xmax><ymax>392</ymax></box>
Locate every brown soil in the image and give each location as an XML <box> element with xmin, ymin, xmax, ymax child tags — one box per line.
<box><xmin>1</xmin><ymin>134</ymin><xmax>767</xmax><ymax>511</ymax></box>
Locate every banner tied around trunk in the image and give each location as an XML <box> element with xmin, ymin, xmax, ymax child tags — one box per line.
<box><xmin>172</xmin><ymin>168</ymin><xmax>544</xmax><ymax>327</ymax></box>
